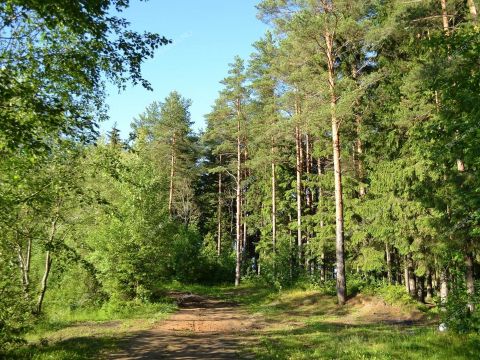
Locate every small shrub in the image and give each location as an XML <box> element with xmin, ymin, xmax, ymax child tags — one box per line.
<box><xmin>441</xmin><ymin>285</ymin><xmax>480</xmax><ymax>333</ymax></box>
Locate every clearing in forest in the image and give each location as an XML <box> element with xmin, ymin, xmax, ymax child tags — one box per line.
<box><xmin>11</xmin><ymin>286</ymin><xmax>480</xmax><ymax>359</ymax></box>
<box><xmin>108</xmin><ymin>292</ymin><xmax>261</xmax><ymax>359</ymax></box>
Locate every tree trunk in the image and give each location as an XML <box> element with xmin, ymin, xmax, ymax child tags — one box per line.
<box><xmin>320</xmin><ymin>252</ymin><xmax>326</xmax><ymax>282</ymax></box>
<box><xmin>407</xmin><ymin>255</ymin><xmax>416</xmax><ymax>297</ymax></box>
<box><xmin>396</xmin><ymin>249</ymin><xmax>403</xmax><ymax>284</ymax></box>
<box><xmin>386</xmin><ymin>242</ymin><xmax>393</xmax><ymax>284</ymax></box>
<box><xmin>305</xmin><ymin>134</ymin><xmax>313</xmax><ymax>271</ymax></box>
<box><xmin>235</xmin><ymin>101</ymin><xmax>242</xmax><ymax>287</ymax></box>
<box><xmin>168</xmin><ymin>134</ymin><xmax>176</xmax><ymax>217</ymax></box>
<box><xmin>16</xmin><ymin>231</ymin><xmax>32</xmax><ymax>297</ymax></box>
<box><xmin>441</xmin><ymin>0</ymin><xmax>450</xmax><ymax>35</ymax></box>
<box><xmin>467</xmin><ymin>0</ymin><xmax>478</xmax><ymax>22</ymax></box>
<box><xmin>418</xmin><ymin>276</ymin><xmax>425</xmax><ymax>303</ymax></box>
<box><xmin>295</xmin><ymin>118</ymin><xmax>303</xmax><ymax>267</ymax></box>
<box><xmin>466</xmin><ymin>252</ymin><xmax>475</xmax><ymax>312</ymax></box>
<box><xmin>305</xmin><ymin>134</ymin><xmax>312</xmax><ymax>209</ymax></box>
<box><xmin>440</xmin><ymin>268</ymin><xmax>448</xmax><ymax>306</ymax></box>
<box><xmin>404</xmin><ymin>256</ymin><xmax>410</xmax><ymax>294</ymax></box>
<box><xmin>35</xmin><ymin>215</ymin><xmax>58</xmax><ymax>315</ymax></box>
<box><xmin>243</xmin><ymin>148</ymin><xmax>248</xmax><ymax>254</ymax></box>
<box><xmin>426</xmin><ymin>268</ymin><xmax>434</xmax><ymax>302</ymax></box>
<box><xmin>288</xmin><ymin>213</ymin><xmax>294</xmax><ymax>281</ymax></box>
<box><xmin>217</xmin><ymin>155</ymin><xmax>222</xmax><ymax>256</ymax></box>
<box><xmin>36</xmin><ymin>250</ymin><xmax>52</xmax><ymax>315</ymax></box>
<box><xmin>271</xmin><ymin>160</ymin><xmax>276</xmax><ymax>257</ymax></box>
<box><xmin>326</xmin><ymin>30</ymin><xmax>346</xmax><ymax>305</ymax></box>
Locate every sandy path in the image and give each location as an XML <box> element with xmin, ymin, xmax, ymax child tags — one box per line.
<box><xmin>108</xmin><ymin>294</ymin><xmax>260</xmax><ymax>359</ymax></box>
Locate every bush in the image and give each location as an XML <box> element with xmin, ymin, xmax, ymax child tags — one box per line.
<box><xmin>0</xmin><ymin>262</ymin><xmax>32</xmax><ymax>353</ymax></box>
<box><xmin>376</xmin><ymin>284</ymin><xmax>418</xmax><ymax>306</ymax></box>
<box><xmin>441</xmin><ymin>281</ymin><xmax>480</xmax><ymax>333</ymax></box>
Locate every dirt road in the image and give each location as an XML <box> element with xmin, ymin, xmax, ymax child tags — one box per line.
<box><xmin>108</xmin><ymin>294</ymin><xmax>260</xmax><ymax>359</ymax></box>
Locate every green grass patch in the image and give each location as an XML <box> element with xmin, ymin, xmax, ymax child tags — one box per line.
<box><xmin>250</xmin><ymin>323</ymin><xmax>480</xmax><ymax>360</ymax></box>
<box><xmin>5</xmin><ymin>300</ymin><xmax>177</xmax><ymax>359</ymax></box>
<box><xmin>238</xmin><ymin>285</ymin><xmax>480</xmax><ymax>360</ymax></box>
<box><xmin>6</xmin><ymin>336</ymin><xmax>119</xmax><ymax>360</ymax></box>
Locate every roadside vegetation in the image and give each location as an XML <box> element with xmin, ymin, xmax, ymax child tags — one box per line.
<box><xmin>6</xmin><ymin>281</ymin><xmax>480</xmax><ymax>359</ymax></box>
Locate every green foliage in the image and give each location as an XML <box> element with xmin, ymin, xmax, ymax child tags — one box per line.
<box><xmin>3</xmin><ymin>0</ymin><xmax>480</xmax><ymax>354</ymax></box>
<box><xmin>441</xmin><ymin>280</ymin><xmax>480</xmax><ymax>334</ymax></box>
<box><xmin>0</xmin><ymin>262</ymin><xmax>31</xmax><ymax>351</ymax></box>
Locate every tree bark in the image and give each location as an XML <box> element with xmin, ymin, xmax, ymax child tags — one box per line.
<box><xmin>465</xmin><ymin>252</ymin><xmax>475</xmax><ymax>312</ymax></box>
<box><xmin>36</xmin><ymin>250</ymin><xmax>52</xmax><ymax>315</ymax></box>
<box><xmin>385</xmin><ymin>242</ymin><xmax>393</xmax><ymax>284</ymax></box>
<box><xmin>325</xmin><ymin>30</ymin><xmax>346</xmax><ymax>305</ymax></box>
<box><xmin>407</xmin><ymin>255</ymin><xmax>417</xmax><ymax>297</ymax></box>
<box><xmin>467</xmin><ymin>0</ymin><xmax>478</xmax><ymax>22</ymax></box>
<box><xmin>271</xmin><ymin>160</ymin><xmax>276</xmax><ymax>255</ymax></box>
<box><xmin>35</xmin><ymin>215</ymin><xmax>58</xmax><ymax>315</ymax></box>
<box><xmin>426</xmin><ymin>268</ymin><xmax>434</xmax><ymax>302</ymax></box>
<box><xmin>440</xmin><ymin>268</ymin><xmax>448</xmax><ymax>306</ymax></box>
<box><xmin>243</xmin><ymin>147</ymin><xmax>248</xmax><ymax>254</ymax></box>
<box><xmin>404</xmin><ymin>256</ymin><xmax>410</xmax><ymax>294</ymax></box>
<box><xmin>441</xmin><ymin>0</ymin><xmax>450</xmax><ymax>35</ymax></box>
<box><xmin>295</xmin><ymin>110</ymin><xmax>303</xmax><ymax>267</ymax></box>
<box><xmin>168</xmin><ymin>134</ymin><xmax>176</xmax><ymax>217</ymax></box>
<box><xmin>235</xmin><ymin>100</ymin><xmax>242</xmax><ymax>287</ymax></box>
<box><xmin>305</xmin><ymin>134</ymin><xmax>312</xmax><ymax>209</ymax></box>
<box><xmin>418</xmin><ymin>276</ymin><xmax>425</xmax><ymax>303</ymax></box>
<box><xmin>217</xmin><ymin>155</ymin><xmax>222</xmax><ymax>256</ymax></box>
<box><xmin>16</xmin><ymin>230</ymin><xmax>32</xmax><ymax>297</ymax></box>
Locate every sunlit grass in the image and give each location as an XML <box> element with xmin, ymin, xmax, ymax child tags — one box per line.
<box><xmin>240</xmin><ymin>287</ymin><xmax>480</xmax><ymax>360</ymax></box>
<box><xmin>7</xmin><ymin>300</ymin><xmax>177</xmax><ymax>359</ymax></box>
<box><xmin>251</xmin><ymin>324</ymin><xmax>480</xmax><ymax>360</ymax></box>
<box><xmin>7</xmin><ymin>282</ymin><xmax>480</xmax><ymax>359</ymax></box>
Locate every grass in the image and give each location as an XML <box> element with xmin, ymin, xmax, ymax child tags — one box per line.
<box><xmin>5</xmin><ymin>282</ymin><xmax>480</xmax><ymax>359</ymax></box>
<box><xmin>234</xmin><ymin>286</ymin><xmax>480</xmax><ymax>360</ymax></box>
<box><xmin>5</xmin><ymin>300</ymin><xmax>177</xmax><ymax>360</ymax></box>
<box><xmin>6</xmin><ymin>336</ymin><xmax>119</xmax><ymax>360</ymax></box>
<box><xmin>251</xmin><ymin>323</ymin><xmax>480</xmax><ymax>360</ymax></box>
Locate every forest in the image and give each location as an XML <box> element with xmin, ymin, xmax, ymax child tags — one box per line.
<box><xmin>1</xmin><ymin>0</ymin><xmax>480</xmax><ymax>359</ymax></box>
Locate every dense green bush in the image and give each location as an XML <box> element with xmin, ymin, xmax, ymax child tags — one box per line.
<box><xmin>0</xmin><ymin>263</ymin><xmax>31</xmax><ymax>352</ymax></box>
<box><xmin>441</xmin><ymin>280</ymin><xmax>480</xmax><ymax>333</ymax></box>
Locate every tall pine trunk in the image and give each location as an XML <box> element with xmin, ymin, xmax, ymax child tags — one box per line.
<box><xmin>295</xmin><ymin>104</ymin><xmax>303</xmax><ymax>267</ymax></box>
<box><xmin>168</xmin><ymin>134</ymin><xmax>176</xmax><ymax>217</ymax></box>
<box><xmin>235</xmin><ymin>101</ymin><xmax>242</xmax><ymax>287</ymax></box>
<box><xmin>271</xmin><ymin>159</ymin><xmax>276</xmax><ymax>255</ymax></box>
<box><xmin>217</xmin><ymin>155</ymin><xmax>222</xmax><ymax>256</ymax></box>
<box><xmin>326</xmin><ymin>30</ymin><xmax>346</xmax><ymax>305</ymax></box>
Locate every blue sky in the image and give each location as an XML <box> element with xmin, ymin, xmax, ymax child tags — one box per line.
<box><xmin>103</xmin><ymin>0</ymin><xmax>268</xmax><ymax>137</ymax></box>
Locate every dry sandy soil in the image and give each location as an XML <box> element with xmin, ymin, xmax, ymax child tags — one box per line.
<box><xmin>108</xmin><ymin>293</ymin><xmax>261</xmax><ymax>360</ymax></box>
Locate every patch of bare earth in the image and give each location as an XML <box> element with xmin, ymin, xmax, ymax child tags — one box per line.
<box><xmin>109</xmin><ymin>293</ymin><xmax>261</xmax><ymax>359</ymax></box>
<box><xmin>326</xmin><ymin>294</ymin><xmax>425</xmax><ymax>326</ymax></box>
<box><xmin>261</xmin><ymin>291</ymin><xmax>426</xmax><ymax>331</ymax></box>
